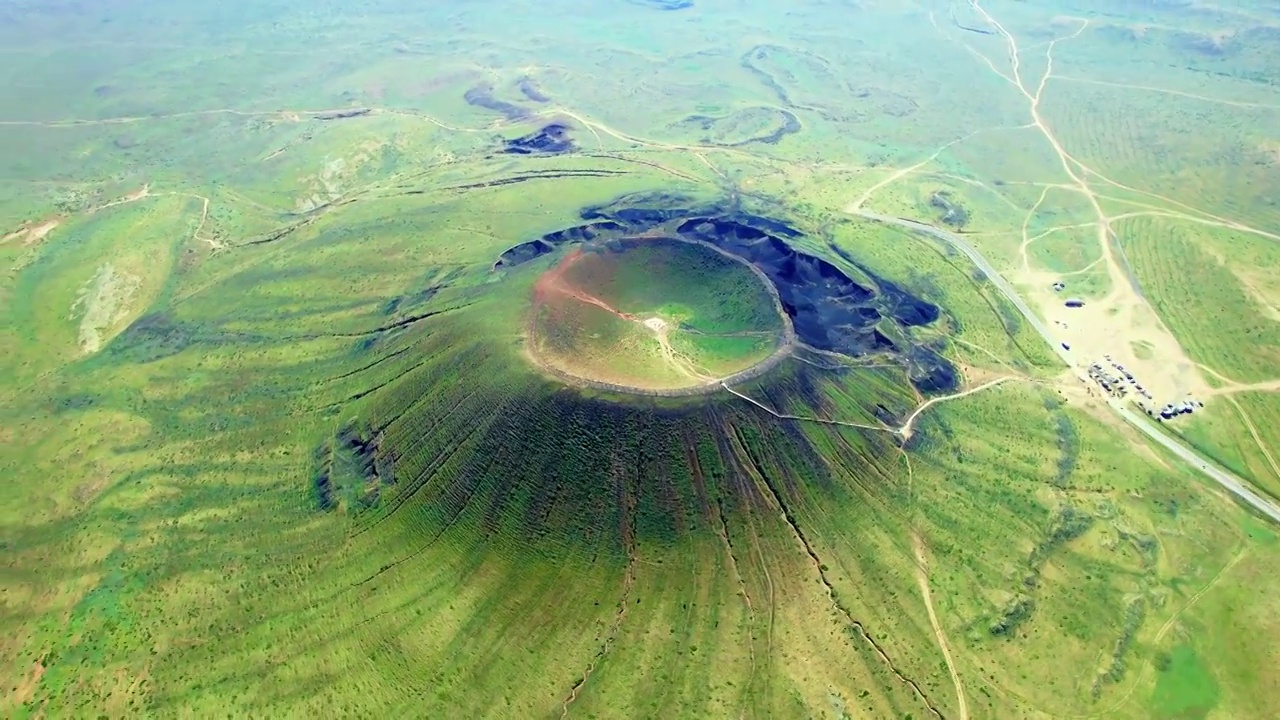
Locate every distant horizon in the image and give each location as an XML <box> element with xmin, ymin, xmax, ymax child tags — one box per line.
<box><xmin>3</xmin><ymin>2</ymin><xmax>1279</xmax><ymax>718</ymax></box>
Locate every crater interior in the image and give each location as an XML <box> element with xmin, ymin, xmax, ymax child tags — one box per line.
<box><xmin>528</xmin><ymin>236</ymin><xmax>792</xmax><ymax>393</ymax></box>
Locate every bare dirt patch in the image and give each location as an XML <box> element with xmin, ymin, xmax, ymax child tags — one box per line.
<box><xmin>12</xmin><ymin>653</ymin><xmax>48</xmax><ymax>707</ymax></box>
<box><xmin>1262</xmin><ymin>141</ymin><xmax>1280</xmax><ymax>166</ymax></box>
<box><xmin>72</xmin><ymin>472</ymin><xmax>113</xmax><ymax>505</ymax></box>
<box><xmin>1231</xmin><ymin>266</ymin><xmax>1280</xmax><ymax>322</ymax></box>
<box><xmin>295</xmin><ymin>141</ymin><xmax>385</xmax><ymax>212</ymax></box>
<box><xmin>1047</xmin><ymin>368</ymin><xmax>1174</xmax><ymax>469</ymax></box>
<box><xmin>642</xmin><ymin>317</ymin><xmax>668</xmax><ymax>332</ymax></box>
<box><xmin>72</xmin><ymin>262</ymin><xmax>142</xmax><ymax>354</ymax></box>
<box><xmin>3</xmin><ymin>217</ymin><xmax>61</xmax><ymax>246</ymax></box>
<box><xmin>296</xmin><ymin>158</ymin><xmax>349</xmax><ymax>212</ymax></box>
<box><xmin>1015</xmin><ymin>264</ymin><xmax>1211</xmax><ymax>406</ymax></box>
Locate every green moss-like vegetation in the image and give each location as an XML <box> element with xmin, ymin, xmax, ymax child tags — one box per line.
<box><xmin>589</xmin><ymin>240</ymin><xmax>780</xmax><ymax>334</ymax></box>
<box><xmin>1151</xmin><ymin>645</ymin><xmax>1220</xmax><ymax>719</ymax></box>
<box><xmin>530</xmin><ymin>237</ymin><xmax>787</xmax><ymax>391</ymax></box>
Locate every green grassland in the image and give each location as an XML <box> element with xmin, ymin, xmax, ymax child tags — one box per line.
<box><xmin>4</xmin><ymin>0</ymin><xmax>1280</xmax><ymax>718</ymax></box>
<box><xmin>1118</xmin><ymin>218</ymin><xmax>1280</xmax><ymax>384</ymax></box>
<box><xmin>1116</xmin><ymin>216</ymin><xmax>1280</xmax><ymax>498</ymax></box>
<box><xmin>534</xmin><ymin>297</ymin><xmax>678</xmax><ymax>389</ymax></box>
<box><xmin>584</xmin><ymin>240</ymin><xmax>781</xmax><ymax>337</ymax></box>
<box><xmin>534</xmin><ymin>238</ymin><xmax>786</xmax><ymax>389</ymax></box>
<box><xmin>673</xmin><ymin>332</ymin><xmax>776</xmax><ymax>371</ymax></box>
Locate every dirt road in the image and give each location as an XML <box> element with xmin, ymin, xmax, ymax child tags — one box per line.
<box><xmin>913</xmin><ymin>533</ymin><xmax>969</xmax><ymax>720</ymax></box>
<box><xmin>855</xmin><ymin>210</ymin><xmax>1280</xmax><ymax>525</ymax></box>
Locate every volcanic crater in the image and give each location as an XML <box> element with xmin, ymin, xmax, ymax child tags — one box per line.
<box><xmin>501</xmin><ymin>194</ymin><xmax>957</xmax><ymax>394</ymax></box>
<box><xmin>528</xmin><ymin>236</ymin><xmax>795</xmax><ymax>395</ymax></box>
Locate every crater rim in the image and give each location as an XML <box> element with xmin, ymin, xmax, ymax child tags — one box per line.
<box><xmin>525</xmin><ymin>234</ymin><xmax>796</xmax><ymax>397</ymax></box>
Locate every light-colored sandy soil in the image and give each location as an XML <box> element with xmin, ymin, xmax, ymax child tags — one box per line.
<box><xmin>11</xmin><ymin>654</ymin><xmax>47</xmax><ymax>708</ymax></box>
<box><xmin>3</xmin><ymin>217</ymin><xmax>61</xmax><ymax>246</ymax></box>
<box><xmin>1262</xmin><ymin>141</ymin><xmax>1280</xmax><ymax>166</ymax></box>
<box><xmin>71</xmin><ymin>262</ymin><xmax>141</xmax><ymax>354</ymax></box>
<box><xmin>646</xmin><ymin>318</ymin><xmax>713</xmax><ymax>383</ymax></box>
<box><xmin>1016</xmin><ymin>266</ymin><xmax>1211</xmax><ymax>405</ymax></box>
<box><xmin>89</xmin><ymin>183</ymin><xmax>150</xmax><ymax>214</ymax></box>
<box><xmin>295</xmin><ymin>141</ymin><xmax>386</xmax><ymax>212</ymax></box>
<box><xmin>1205</xmin><ymin>379</ymin><xmax>1280</xmax><ymax>397</ymax></box>
<box><xmin>1232</xmin><ymin>265</ymin><xmax>1280</xmax><ymax>322</ymax></box>
<box><xmin>1049</xmin><ymin>368</ymin><xmax>1176</xmax><ymax>469</ymax></box>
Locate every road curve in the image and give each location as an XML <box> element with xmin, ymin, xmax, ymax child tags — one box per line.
<box><xmin>854</xmin><ymin>210</ymin><xmax>1280</xmax><ymax>525</ymax></box>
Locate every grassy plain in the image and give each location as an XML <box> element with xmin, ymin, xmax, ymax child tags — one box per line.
<box><xmin>3</xmin><ymin>0</ymin><xmax>1280</xmax><ymax>718</ymax></box>
<box><xmin>1115</xmin><ymin>216</ymin><xmax>1280</xmax><ymax>498</ymax></box>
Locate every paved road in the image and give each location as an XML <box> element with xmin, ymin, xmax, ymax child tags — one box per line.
<box><xmin>856</xmin><ymin>210</ymin><xmax>1280</xmax><ymax>524</ymax></box>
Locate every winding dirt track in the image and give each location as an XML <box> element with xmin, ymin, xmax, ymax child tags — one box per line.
<box><xmin>724</xmin><ymin>373</ymin><xmax>1025</xmax><ymax>440</ymax></box>
<box><xmin>840</xmin><ymin>1</ymin><xmax>1280</xmax><ymax>525</ymax></box>
<box><xmin>855</xmin><ymin>211</ymin><xmax>1280</xmax><ymax>525</ymax></box>
<box><xmin>913</xmin><ymin>533</ymin><xmax>969</xmax><ymax>720</ymax></box>
<box><xmin>533</xmin><ymin>247</ymin><xmax>719</xmax><ymax>383</ymax></box>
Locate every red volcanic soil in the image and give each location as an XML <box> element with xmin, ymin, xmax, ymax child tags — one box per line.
<box><xmin>532</xmin><ymin>247</ymin><xmax>636</xmax><ymax>322</ymax></box>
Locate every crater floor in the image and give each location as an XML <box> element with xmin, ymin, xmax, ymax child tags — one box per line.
<box><xmin>527</xmin><ymin>236</ymin><xmax>793</xmax><ymax>394</ymax></box>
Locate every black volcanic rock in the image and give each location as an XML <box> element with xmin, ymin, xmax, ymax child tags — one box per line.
<box><xmin>494</xmin><ymin>220</ymin><xmax>624</xmax><ymax>268</ymax></box>
<box><xmin>503</xmin><ymin>123</ymin><xmax>575</xmax><ymax>155</ymax></box>
<box><xmin>492</xmin><ymin>196</ymin><xmax>956</xmax><ymax>393</ymax></box>
<box><xmin>464</xmin><ymin>85</ymin><xmax>530</xmax><ymax>121</ymax></box>
<box><xmin>517</xmin><ymin>77</ymin><xmax>550</xmax><ymax>103</ymax></box>
<box><xmin>313</xmin><ymin>108</ymin><xmax>372</xmax><ymax>121</ymax></box>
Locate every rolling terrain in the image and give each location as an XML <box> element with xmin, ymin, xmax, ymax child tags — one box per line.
<box><xmin>2</xmin><ymin>1</ymin><xmax>1279</xmax><ymax>718</ymax></box>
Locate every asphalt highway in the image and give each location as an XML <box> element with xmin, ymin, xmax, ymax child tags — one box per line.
<box><xmin>856</xmin><ymin>210</ymin><xmax>1280</xmax><ymax>524</ymax></box>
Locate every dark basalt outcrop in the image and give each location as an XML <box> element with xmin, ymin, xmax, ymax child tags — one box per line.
<box><xmin>444</xmin><ymin>169</ymin><xmax>620</xmax><ymax>191</ymax></box>
<box><xmin>929</xmin><ymin>191</ymin><xmax>969</xmax><ymax>229</ymax></box>
<box><xmin>495</xmin><ymin>194</ymin><xmax>956</xmax><ymax>392</ymax></box>
<box><xmin>312</xmin><ymin>421</ymin><xmax>392</xmax><ymax>513</ymax></box>
<box><xmin>671</xmin><ymin>217</ymin><xmax>945</xmax><ymax>394</ymax></box>
<box><xmin>493</xmin><ymin>220</ymin><xmax>624</xmax><ymax>268</ymax></box>
<box><xmin>313</xmin><ymin>108</ymin><xmax>372</xmax><ymax>121</ymax></box>
<box><xmin>580</xmin><ymin>192</ymin><xmax>714</xmax><ymax>228</ymax></box>
<box><xmin>464</xmin><ymin>84</ymin><xmax>530</xmax><ymax>122</ymax></box>
<box><xmin>503</xmin><ymin>123</ymin><xmax>575</xmax><ymax>155</ymax></box>
<box><xmin>517</xmin><ymin>76</ymin><xmax>550</xmax><ymax>103</ymax></box>
<box><xmin>825</xmin><ymin>244</ymin><xmax>941</xmax><ymax>327</ymax></box>
<box><xmin>903</xmin><ymin>346</ymin><xmax>956</xmax><ymax>393</ymax></box>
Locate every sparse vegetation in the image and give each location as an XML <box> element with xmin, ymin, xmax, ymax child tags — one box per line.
<box><xmin>3</xmin><ymin>1</ymin><xmax>1280</xmax><ymax>719</ymax></box>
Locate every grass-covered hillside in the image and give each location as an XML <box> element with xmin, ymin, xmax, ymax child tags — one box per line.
<box><xmin>3</xmin><ymin>1</ymin><xmax>1280</xmax><ymax>718</ymax></box>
